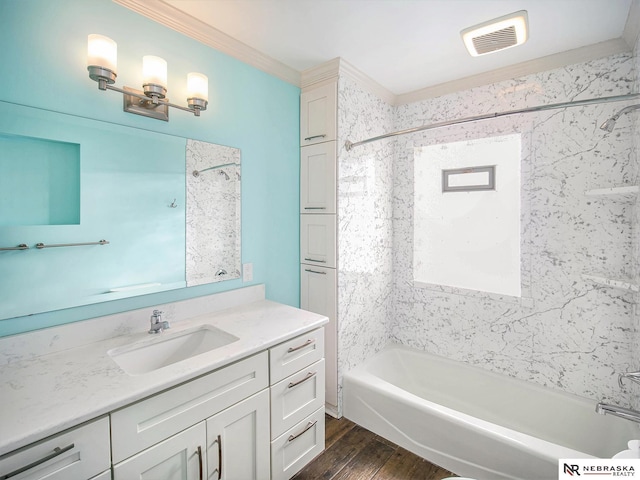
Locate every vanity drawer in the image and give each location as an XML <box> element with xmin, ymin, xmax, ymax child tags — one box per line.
<box><xmin>270</xmin><ymin>329</ymin><xmax>324</xmax><ymax>384</ymax></box>
<box><xmin>270</xmin><ymin>359</ymin><xmax>325</xmax><ymax>439</ymax></box>
<box><xmin>111</xmin><ymin>351</ymin><xmax>268</xmax><ymax>463</ymax></box>
<box><xmin>0</xmin><ymin>417</ymin><xmax>110</xmax><ymax>480</ymax></box>
<box><xmin>271</xmin><ymin>407</ymin><xmax>325</xmax><ymax>480</ymax></box>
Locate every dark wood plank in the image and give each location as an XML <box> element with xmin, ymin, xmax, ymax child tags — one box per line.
<box><xmin>325</xmin><ymin>415</ymin><xmax>357</xmax><ymax>450</ymax></box>
<box><xmin>296</xmin><ymin>415</ymin><xmax>458</xmax><ymax>480</ymax></box>
<box><xmin>371</xmin><ymin>447</ymin><xmax>455</xmax><ymax>480</ymax></box>
<box><xmin>332</xmin><ymin>438</ymin><xmax>396</xmax><ymax>480</ymax></box>
<box><xmin>292</xmin><ymin>424</ymin><xmax>381</xmax><ymax>480</ymax></box>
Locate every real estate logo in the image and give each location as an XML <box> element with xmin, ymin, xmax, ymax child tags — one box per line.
<box><xmin>563</xmin><ymin>463</ymin><xmax>581</xmax><ymax>476</ymax></box>
<box><xmin>559</xmin><ymin>459</ymin><xmax>639</xmax><ymax>478</ymax></box>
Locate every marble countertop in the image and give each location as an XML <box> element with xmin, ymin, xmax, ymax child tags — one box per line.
<box><xmin>0</xmin><ymin>299</ymin><xmax>328</xmax><ymax>456</ymax></box>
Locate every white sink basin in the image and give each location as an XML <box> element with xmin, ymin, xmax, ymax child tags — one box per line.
<box><xmin>108</xmin><ymin>325</ymin><xmax>239</xmax><ymax>375</ymax></box>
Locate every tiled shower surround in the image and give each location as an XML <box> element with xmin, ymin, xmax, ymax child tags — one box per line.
<box><xmin>336</xmin><ymin>45</ymin><xmax>639</xmax><ymax>413</ymax></box>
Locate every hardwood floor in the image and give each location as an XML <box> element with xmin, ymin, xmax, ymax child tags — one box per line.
<box><xmin>292</xmin><ymin>415</ymin><xmax>456</xmax><ymax>480</ymax></box>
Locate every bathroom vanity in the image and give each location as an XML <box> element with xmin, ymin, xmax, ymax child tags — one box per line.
<box><xmin>0</xmin><ymin>286</ymin><xmax>327</xmax><ymax>480</ymax></box>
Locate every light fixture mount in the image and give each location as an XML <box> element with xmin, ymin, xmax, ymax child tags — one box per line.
<box><xmin>88</xmin><ymin>66</ymin><xmax>117</xmax><ymax>86</ymax></box>
<box><xmin>123</xmin><ymin>87</ymin><xmax>170</xmax><ymax>121</ymax></box>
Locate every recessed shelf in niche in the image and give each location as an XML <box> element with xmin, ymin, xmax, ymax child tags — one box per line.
<box><xmin>584</xmin><ymin>185</ymin><xmax>639</xmax><ymax>202</ymax></box>
<box><xmin>582</xmin><ymin>274</ymin><xmax>639</xmax><ymax>293</ymax></box>
<box><xmin>0</xmin><ymin>133</ymin><xmax>80</xmax><ymax>226</ymax></box>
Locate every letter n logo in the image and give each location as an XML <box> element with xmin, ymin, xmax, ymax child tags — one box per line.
<box><xmin>564</xmin><ymin>463</ymin><xmax>580</xmax><ymax>476</ymax></box>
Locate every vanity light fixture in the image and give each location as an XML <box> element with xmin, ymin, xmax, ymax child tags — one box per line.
<box><xmin>87</xmin><ymin>34</ymin><xmax>208</xmax><ymax>121</ymax></box>
<box><xmin>461</xmin><ymin>10</ymin><xmax>529</xmax><ymax>57</ymax></box>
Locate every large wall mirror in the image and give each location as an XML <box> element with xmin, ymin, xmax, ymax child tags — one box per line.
<box><xmin>0</xmin><ymin>101</ymin><xmax>241</xmax><ymax>321</ymax></box>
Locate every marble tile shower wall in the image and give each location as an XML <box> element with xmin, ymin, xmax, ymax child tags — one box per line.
<box><xmin>391</xmin><ymin>52</ymin><xmax>637</xmax><ymax>403</ymax></box>
<box><xmin>336</xmin><ymin>75</ymin><xmax>395</xmax><ymax>412</ymax></box>
<box><xmin>632</xmin><ymin>34</ymin><xmax>640</xmax><ymax>407</ymax></box>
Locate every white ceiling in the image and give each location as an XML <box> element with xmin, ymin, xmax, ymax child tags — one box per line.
<box><xmin>160</xmin><ymin>0</ymin><xmax>635</xmax><ymax>95</ymax></box>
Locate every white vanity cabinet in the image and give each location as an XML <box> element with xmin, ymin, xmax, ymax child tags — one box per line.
<box><xmin>300</xmin><ymin>81</ymin><xmax>337</xmax><ymax>146</ymax></box>
<box><xmin>269</xmin><ymin>330</ymin><xmax>325</xmax><ymax>480</ymax></box>
<box><xmin>0</xmin><ymin>303</ymin><xmax>327</xmax><ymax>480</ymax></box>
<box><xmin>110</xmin><ymin>352</ymin><xmax>268</xmax><ymax>463</ymax></box>
<box><xmin>109</xmin><ymin>330</ymin><xmax>325</xmax><ymax>480</ymax></box>
<box><xmin>0</xmin><ymin>417</ymin><xmax>110</xmax><ymax>480</ymax></box>
<box><xmin>111</xmin><ymin>352</ymin><xmax>269</xmax><ymax>480</ymax></box>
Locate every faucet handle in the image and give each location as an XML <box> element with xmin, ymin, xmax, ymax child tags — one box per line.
<box><xmin>152</xmin><ymin>309</ymin><xmax>163</xmax><ymax>317</ymax></box>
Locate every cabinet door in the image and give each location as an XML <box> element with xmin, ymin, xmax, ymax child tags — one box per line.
<box><xmin>300</xmin><ymin>82</ymin><xmax>337</xmax><ymax>146</ymax></box>
<box><xmin>300</xmin><ymin>142</ymin><xmax>336</xmax><ymax>214</ymax></box>
<box><xmin>300</xmin><ymin>265</ymin><xmax>338</xmax><ymax>408</ymax></box>
<box><xmin>0</xmin><ymin>417</ymin><xmax>110</xmax><ymax>480</ymax></box>
<box><xmin>206</xmin><ymin>389</ymin><xmax>270</xmax><ymax>480</ymax></box>
<box><xmin>300</xmin><ymin>214</ymin><xmax>336</xmax><ymax>268</ymax></box>
<box><xmin>113</xmin><ymin>423</ymin><xmax>206</xmax><ymax>480</ymax></box>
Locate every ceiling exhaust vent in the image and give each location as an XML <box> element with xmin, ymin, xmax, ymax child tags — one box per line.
<box><xmin>461</xmin><ymin>10</ymin><xmax>529</xmax><ymax>57</ymax></box>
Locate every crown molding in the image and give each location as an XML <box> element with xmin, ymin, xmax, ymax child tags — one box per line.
<box><xmin>300</xmin><ymin>58</ymin><xmax>341</xmax><ymax>90</ymax></box>
<box><xmin>113</xmin><ymin>0</ymin><xmax>301</xmax><ymax>87</ymax></box>
<box><xmin>301</xmin><ymin>58</ymin><xmax>396</xmax><ymax>105</ymax></box>
<box><xmin>622</xmin><ymin>0</ymin><xmax>640</xmax><ymax>49</ymax></box>
<box><xmin>396</xmin><ymin>38</ymin><xmax>632</xmax><ymax>105</ymax></box>
<box><xmin>337</xmin><ymin>59</ymin><xmax>396</xmax><ymax>105</ymax></box>
<box><xmin>113</xmin><ymin>0</ymin><xmax>635</xmax><ymax>106</ymax></box>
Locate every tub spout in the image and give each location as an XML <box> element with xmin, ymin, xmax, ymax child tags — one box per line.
<box><xmin>596</xmin><ymin>402</ymin><xmax>640</xmax><ymax>423</ymax></box>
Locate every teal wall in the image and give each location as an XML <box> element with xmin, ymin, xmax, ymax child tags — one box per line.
<box><xmin>0</xmin><ymin>0</ymin><xmax>300</xmax><ymax>336</ymax></box>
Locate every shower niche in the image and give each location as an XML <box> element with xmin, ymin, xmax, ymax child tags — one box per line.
<box><xmin>582</xmin><ymin>185</ymin><xmax>639</xmax><ymax>293</ymax></box>
<box><xmin>0</xmin><ymin>133</ymin><xmax>80</xmax><ymax>226</ymax></box>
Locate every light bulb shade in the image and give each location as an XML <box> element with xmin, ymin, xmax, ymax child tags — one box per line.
<box><xmin>87</xmin><ymin>34</ymin><xmax>117</xmax><ymax>85</ymax></box>
<box><xmin>87</xmin><ymin>34</ymin><xmax>117</xmax><ymax>72</ymax></box>
<box><xmin>142</xmin><ymin>55</ymin><xmax>167</xmax><ymax>89</ymax></box>
<box><xmin>187</xmin><ymin>72</ymin><xmax>209</xmax><ymax>101</ymax></box>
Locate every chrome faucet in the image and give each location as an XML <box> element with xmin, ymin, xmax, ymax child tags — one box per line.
<box><xmin>148</xmin><ymin>309</ymin><xmax>169</xmax><ymax>334</ymax></box>
<box><xmin>596</xmin><ymin>402</ymin><xmax>640</xmax><ymax>424</ymax></box>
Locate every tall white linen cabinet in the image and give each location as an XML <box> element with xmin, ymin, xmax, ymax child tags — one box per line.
<box><xmin>299</xmin><ymin>79</ymin><xmax>339</xmax><ymax>416</ymax></box>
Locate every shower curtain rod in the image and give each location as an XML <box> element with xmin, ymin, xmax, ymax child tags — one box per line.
<box><xmin>344</xmin><ymin>92</ymin><xmax>640</xmax><ymax>151</ymax></box>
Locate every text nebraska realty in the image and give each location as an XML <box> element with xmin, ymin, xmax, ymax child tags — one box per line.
<box><xmin>565</xmin><ymin>463</ymin><xmax>636</xmax><ymax>476</ymax></box>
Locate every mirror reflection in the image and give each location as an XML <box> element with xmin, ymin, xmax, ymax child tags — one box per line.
<box><xmin>0</xmin><ymin>101</ymin><xmax>241</xmax><ymax>321</ymax></box>
<box><xmin>186</xmin><ymin>139</ymin><xmax>241</xmax><ymax>286</ymax></box>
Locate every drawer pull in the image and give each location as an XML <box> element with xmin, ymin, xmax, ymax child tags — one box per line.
<box><xmin>287</xmin><ymin>339</ymin><xmax>315</xmax><ymax>353</ymax></box>
<box><xmin>304</xmin><ymin>134</ymin><xmax>326</xmax><ymax>141</ymax></box>
<box><xmin>303</xmin><ymin>207</ymin><xmax>326</xmax><ymax>210</ymax></box>
<box><xmin>304</xmin><ymin>269</ymin><xmax>326</xmax><ymax>275</ymax></box>
<box><xmin>2</xmin><ymin>443</ymin><xmax>75</xmax><ymax>479</ymax></box>
<box><xmin>288</xmin><ymin>371</ymin><xmax>316</xmax><ymax>389</ymax></box>
<box><xmin>304</xmin><ymin>258</ymin><xmax>326</xmax><ymax>263</ymax></box>
<box><xmin>287</xmin><ymin>421</ymin><xmax>318</xmax><ymax>443</ymax></box>
<box><xmin>197</xmin><ymin>445</ymin><xmax>204</xmax><ymax>480</ymax></box>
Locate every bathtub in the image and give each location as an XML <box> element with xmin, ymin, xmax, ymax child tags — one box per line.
<box><xmin>342</xmin><ymin>344</ymin><xmax>639</xmax><ymax>480</ymax></box>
